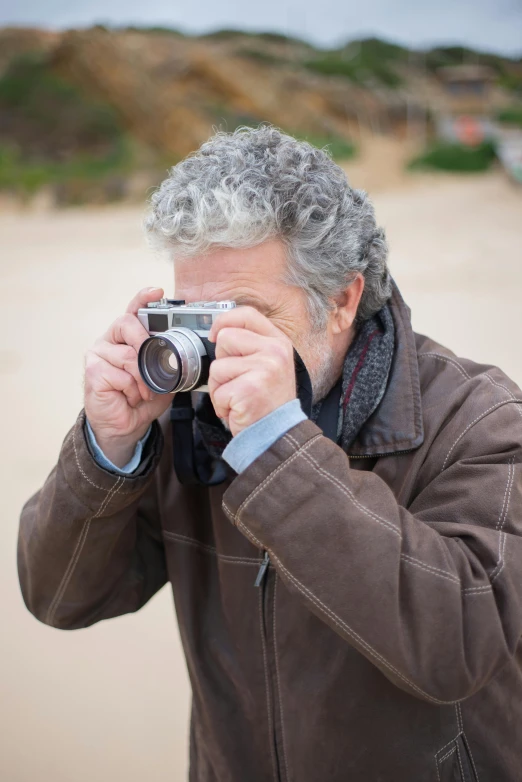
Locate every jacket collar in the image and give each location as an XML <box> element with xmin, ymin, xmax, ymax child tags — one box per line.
<box><xmin>347</xmin><ymin>277</ymin><xmax>424</xmax><ymax>457</ymax></box>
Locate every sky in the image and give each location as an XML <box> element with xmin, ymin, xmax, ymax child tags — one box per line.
<box><xmin>1</xmin><ymin>0</ymin><xmax>521</xmax><ymax>57</ymax></box>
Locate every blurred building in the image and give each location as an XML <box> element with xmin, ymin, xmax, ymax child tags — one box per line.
<box><xmin>435</xmin><ymin>65</ymin><xmax>497</xmax><ymax>145</ymax></box>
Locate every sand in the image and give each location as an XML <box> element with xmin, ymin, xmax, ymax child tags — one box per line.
<box><xmin>1</xmin><ymin>166</ymin><xmax>521</xmax><ymax>781</ymax></box>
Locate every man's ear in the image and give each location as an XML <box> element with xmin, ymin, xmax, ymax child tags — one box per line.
<box><xmin>330</xmin><ymin>274</ymin><xmax>365</xmax><ymax>335</ymax></box>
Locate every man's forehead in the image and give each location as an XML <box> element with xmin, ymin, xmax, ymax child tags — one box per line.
<box><xmin>173</xmin><ymin>242</ymin><xmax>289</xmax><ymax>304</ymax></box>
<box><xmin>174</xmin><ymin>240</ymin><xmax>286</xmax><ymax>275</ymax></box>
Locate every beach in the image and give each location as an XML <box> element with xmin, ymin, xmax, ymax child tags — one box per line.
<box><xmin>2</xmin><ymin>165</ymin><xmax>521</xmax><ymax>781</ymax></box>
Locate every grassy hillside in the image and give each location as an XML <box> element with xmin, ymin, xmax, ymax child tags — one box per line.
<box><xmin>0</xmin><ymin>26</ymin><xmax>520</xmax><ymax>203</ymax></box>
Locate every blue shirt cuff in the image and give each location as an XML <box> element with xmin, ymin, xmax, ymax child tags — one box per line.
<box><xmin>85</xmin><ymin>418</ymin><xmax>152</xmax><ymax>475</ymax></box>
<box><xmin>222</xmin><ymin>399</ymin><xmax>307</xmax><ymax>474</ymax></box>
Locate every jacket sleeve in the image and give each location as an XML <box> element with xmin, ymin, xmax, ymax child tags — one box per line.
<box><xmin>18</xmin><ymin>410</ymin><xmax>167</xmax><ymax>630</ymax></box>
<box><xmin>222</xmin><ymin>403</ymin><xmax>522</xmax><ymax>705</ymax></box>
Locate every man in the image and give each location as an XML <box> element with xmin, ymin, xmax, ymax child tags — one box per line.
<box><xmin>19</xmin><ymin>126</ymin><xmax>522</xmax><ymax>781</ymax></box>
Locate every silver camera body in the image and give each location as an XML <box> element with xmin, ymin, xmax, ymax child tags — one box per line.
<box><xmin>137</xmin><ymin>299</ymin><xmax>236</xmax><ymax>394</ymax></box>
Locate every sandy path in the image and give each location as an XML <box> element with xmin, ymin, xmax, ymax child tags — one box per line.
<box><xmin>1</xmin><ymin>170</ymin><xmax>521</xmax><ymax>781</ymax></box>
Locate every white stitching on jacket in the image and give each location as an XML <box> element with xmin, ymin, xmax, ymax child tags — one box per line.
<box><xmin>258</xmin><ymin>587</ymin><xmax>278</xmax><ymax>782</ymax></box>
<box><xmin>291</xmin><ymin>436</ymin><xmax>498</xmax><ymax>597</ymax></box>
<box><xmin>400</xmin><ymin>554</ymin><xmax>460</xmax><ymax>584</ymax></box>
<box><xmin>434</xmin><ymin>733</ymin><xmax>461</xmax><ymax>782</ymax></box>
<box><xmin>235</xmin><ymin>434</ymin><xmax>322</xmax><ymax>520</ymax></box>
<box><xmin>284</xmin><ymin>436</ymin><xmax>494</xmax><ymax>596</ymax></box>
<box><xmin>438</xmin><ymin>746</ymin><xmax>457</xmax><ymax>764</ymax></box>
<box><xmin>464</xmin><ymin>735</ymin><xmax>480</xmax><ymax>781</ymax></box>
<box><xmin>455</xmin><ymin>701</ymin><xmax>463</xmax><ymax>732</ymax></box>
<box><xmin>268</xmin><ymin>549</ymin><xmax>452</xmax><ymax>705</ymax></box>
<box><xmin>442</xmin><ymin>400</ymin><xmax>522</xmax><ymax>472</ymax></box>
<box><xmin>456</xmin><ymin>702</ymin><xmax>481</xmax><ymax>780</ymax></box>
<box><xmin>72</xmin><ymin>420</ymin><xmax>140</xmax><ymax>496</ymax></box>
<box><xmin>456</xmin><ymin>740</ymin><xmax>466</xmax><ymax>780</ymax></box>
<box><xmin>484</xmin><ymin>375</ymin><xmax>522</xmax><ymax>418</ymax></box>
<box><xmin>490</xmin><ymin>457</ymin><xmax>515</xmax><ymax>583</ymax></box>
<box><xmin>419</xmin><ymin>351</ymin><xmax>522</xmax><ymax>418</ymax></box>
<box><xmin>73</xmin><ymin>421</ymin><xmax>111</xmax><ymax>493</ymax></box>
<box><xmin>496</xmin><ymin>458</ymin><xmax>514</xmax><ymax>530</ymax></box>
<box><xmin>226</xmin><ymin>481</ymin><xmax>455</xmax><ymax>705</ymax></box>
<box><xmin>162</xmin><ymin>530</ymin><xmax>260</xmax><ymax>564</ymax></box>
<box><xmin>46</xmin><ymin>476</ymin><xmax>124</xmax><ymax>626</ymax></box>
<box><xmin>284</xmin><ymin>433</ymin><xmax>401</xmax><ymax>537</ymax></box>
<box><xmin>418</xmin><ymin>352</ymin><xmax>470</xmax><ymax>381</ymax></box>
<box><xmin>416</xmin><ymin>354</ymin><xmax>521</xmax><ymax>592</ymax></box>
<box><xmin>435</xmin><ymin>732</ymin><xmax>462</xmax><ymax>757</ymax></box>
<box><xmin>273</xmin><ymin>577</ymin><xmax>290</xmax><ymax>782</ymax></box>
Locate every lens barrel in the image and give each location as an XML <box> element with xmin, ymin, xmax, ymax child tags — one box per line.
<box><xmin>138</xmin><ymin>328</ymin><xmax>210</xmax><ymax>394</ymax></box>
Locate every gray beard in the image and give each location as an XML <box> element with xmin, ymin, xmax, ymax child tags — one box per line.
<box><xmin>309</xmin><ymin>350</ymin><xmax>338</xmax><ymax>405</ymax></box>
<box><xmin>300</xmin><ymin>332</ymin><xmax>339</xmax><ymax>406</ymax></box>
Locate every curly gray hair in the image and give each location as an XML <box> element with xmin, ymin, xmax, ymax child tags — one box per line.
<box><xmin>145</xmin><ymin>125</ymin><xmax>391</xmax><ymax>329</ymax></box>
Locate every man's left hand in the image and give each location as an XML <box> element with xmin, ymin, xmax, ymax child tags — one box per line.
<box><xmin>208</xmin><ymin>307</ymin><xmax>297</xmax><ymax>436</ymax></box>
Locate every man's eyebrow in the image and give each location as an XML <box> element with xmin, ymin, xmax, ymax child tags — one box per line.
<box><xmin>233</xmin><ymin>295</ymin><xmax>271</xmax><ymax>313</ymax></box>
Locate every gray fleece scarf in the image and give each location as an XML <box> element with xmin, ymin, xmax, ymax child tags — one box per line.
<box><xmin>194</xmin><ymin>301</ymin><xmax>395</xmax><ymax>459</ymax></box>
<box><xmin>311</xmin><ymin>301</ymin><xmax>395</xmax><ymax>452</ymax></box>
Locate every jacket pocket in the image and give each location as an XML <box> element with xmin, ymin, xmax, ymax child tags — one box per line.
<box><xmin>436</xmin><ymin>734</ymin><xmax>477</xmax><ymax>782</ymax></box>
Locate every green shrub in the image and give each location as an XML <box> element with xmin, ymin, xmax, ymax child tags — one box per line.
<box><xmin>0</xmin><ymin>52</ymin><xmax>126</xmax><ymax>160</ymax></box>
<box><xmin>0</xmin><ymin>52</ymin><xmax>137</xmax><ymax>200</ymax></box>
<box><xmin>304</xmin><ymin>38</ymin><xmax>404</xmax><ymax>88</ymax></box>
<box><xmin>497</xmin><ymin>72</ymin><xmax>522</xmax><ymax>95</ymax></box>
<box><xmin>0</xmin><ymin>137</ymin><xmax>134</xmax><ymax>198</ymax></box>
<box><xmin>496</xmin><ymin>107</ymin><xmax>522</xmax><ymax>126</ymax></box>
<box><xmin>235</xmin><ymin>47</ymin><xmax>289</xmax><ymax>66</ymax></box>
<box><xmin>408</xmin><ymin>141</ymin><xmax>497</xmax><ymax>173</ymax></box>
<box><xmin>123</xmin><ymin>25</ymin><xmax>184</xmax><ymax>36</ymax></box>
<box><xmin>202</xmin><ymin>29</ymin><xmax>307</xmax><ymax>46</ymax></box>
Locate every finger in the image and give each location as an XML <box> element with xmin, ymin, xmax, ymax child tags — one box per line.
<box><xmin>125</xmin><ymin>286</ymin><xmax>164</xmax><ymax>316</ymax></box>
<box><xmin>211</xmin><ymin>372</ymin><xmax>261</xmax><ymax>422</ymax></box>
<box><xmin>86</xmin><ymin>354</ymin><xmax>143</xmax><ymax>408</ymax></box>
<box><xmin>93</xmin><ymin>341</ymin><xmax>153</xmax><ymax>402</ymax></box>
<box><xmin>214</xmin><ymin>327</ymin><xmax>270</xmax><ymax>359</ymax></box>
<box><xmin>104</xmin><ymin>312</ymin><xmax>150</xmax><ymax>354</ymax></box>
<box><xmin>209</xmin><ymin>305</ymin><xmax>281</xmax><ymax>342</ymax></box>
<box><xmin>208</xmin><ymin>355</ymin><xmax>254</xmax><ymax>396</ymax></box>
<box><xmin>209</xmin><ymin>376</ymin><xmax>233</xmax><ymax>420</ymax></box>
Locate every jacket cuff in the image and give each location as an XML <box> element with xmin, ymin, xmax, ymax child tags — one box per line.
<box><xmin>85</xmin><ymin>418</ymin><xmax>153</xmax><ymax>475</ymax></box>
<box><xmin>60</xmin><ymin>409</ymin><xmax>163</xmax><ymax>512</ymax></box>
<box><xmin>222</xmin><ymin>399</ymin><xmax>307</xmax><ymax>473</ymax></box>
<box><xmin>222</xmin><ymin>418</ymin><xmax>322</xmax><ymax>530</ymax></box>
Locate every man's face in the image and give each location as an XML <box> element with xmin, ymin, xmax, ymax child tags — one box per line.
<box><xmin>173</xmin><ymin>239</ymin><xmax>341</xmax><ymax>404</ymax></box>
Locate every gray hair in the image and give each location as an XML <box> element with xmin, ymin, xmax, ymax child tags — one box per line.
<box><xmin>145</xmin><ymin>125</ymin><xmax>391</xmax><ymax>329</ymax></box>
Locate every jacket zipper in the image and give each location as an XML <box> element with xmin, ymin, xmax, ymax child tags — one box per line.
<box><xmin>255</xmin><ymin>551</ymin><xmax>282</xmax><ymax>782</ymax></box>
<box><xmin>254</xmin><ymin>550</ymin><xmax>270</xmax><ymax>587</ymax></box>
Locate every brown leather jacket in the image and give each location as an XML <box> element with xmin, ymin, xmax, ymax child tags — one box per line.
<box><xmin>19</xmin><ymin>282</ymin><xmax>522</xmax><ymax>781</ymax></box>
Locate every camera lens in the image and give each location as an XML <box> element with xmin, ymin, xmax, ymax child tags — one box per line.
<box><xmin>138</xmin><ymin>328</ymin><xmax>210</xmax><ymax>394</ymax></box>
<box><xmin>139</xmin><ymin>338</ymin><xmax>181</xmax><ymax>393</ymax></box>
<box><xmin>158</xmin><ymin>341</ymin><xmax>180</xmax><ymax>374</ymax></box>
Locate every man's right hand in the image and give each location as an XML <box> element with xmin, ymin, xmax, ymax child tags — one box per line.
<box><xmin>84</xmin><ymin>287</ymin><xmax>173</xmax><ymax>468</ymax></box>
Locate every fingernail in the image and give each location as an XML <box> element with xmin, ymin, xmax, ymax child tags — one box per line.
<box><xmin>146</xmin><ymin>286</ymin><xmax>162</xmax><ymax>292</ymax></box>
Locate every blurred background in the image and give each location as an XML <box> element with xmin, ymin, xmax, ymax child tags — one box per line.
<box><xmin>1</xmin><ymin>1</ymin><xmax>521</xmax><ymax>780</ymax></box>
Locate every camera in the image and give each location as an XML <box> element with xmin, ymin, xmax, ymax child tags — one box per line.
<box><xmin>137</xmin><ymin>299</ymin><xmax>236</xmax><ymax>394</ymax></box>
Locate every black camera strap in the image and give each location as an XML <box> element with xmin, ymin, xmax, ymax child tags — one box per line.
<box><xmin>169</xmin><ymin>392</ymin><xmax>230</xmax><ymax>486</ymax></box>
<box><xmin>169</xmin><ymin>348</ymin><xmax>333</xmax><ymax>486</ymax></box>
<box><xmin>170</xmin><ymin>393</ymin><xmax>198</xmax><ymax>486</ymax></box>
